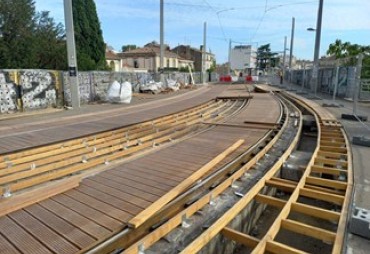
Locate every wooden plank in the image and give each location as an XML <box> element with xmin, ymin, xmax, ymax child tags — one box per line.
<box><xmin>65</xmin><ymin>190</ymin><xmax>132</xmax><ymax>222</ymax></box>
<box><xmin>243</xmin><ymin>120</ymin><xmax>278</xmax><ymax>126</ymax></box>
<box><xmin>128</xmin><ymin>139</ymin><xmax>244</xmax><ymax>228</ymax></box>
<box><xmin>221</xmin><ymin>227</ymin><xmax>259</xmax><ymax>248</ymax></box>
<box><xmin>266</xmin><ymin>240</ymin><xmax>308</xmax><ymax>254</ymax></box>
<box><xmin>0</xmin><ymin>216</ymin><xmax>52</xmax><ymax>254</ymax></box>
<box><xmin>39</xmin><ymin>198</ymin><xmax>111</xmax><ymax>239</ymax></box>
<box><xmin>8</xmin><ymin>210</ymin><xmax>80</xmax><ymax>254</ymax></box>
<box><xmin>306</xmin><ymin>176</ymin><xmax>347</xmax><ymax>190</ymax></box>
<box><xmin>255</xmin><ymin>194</ymin><xmax>287</xmax><ymax>208</ymax></box>
<box><xmin>314</xmin><ymin>157</ymin><xmax>348</xmax><ymax>167</ymax></box>
<box><xmin>25</xmin><ymin>204</ymin><xmax>96</xmax><ymax>248</ymax></box>
<box><xmin>281</xmin><ymin>219</ymin><xmax>336</xmax><ymax>243</ymax></box>
<box><xmin>317</xmin><ymin>151</ymin><xmax>347</xmax><ymax>159</ymax></box>
<box><xmin>291</xmin><ymin>202</ymin><xmax>341</xmax><ymax>221</ymax></box>
<box><xmin>311</xmin><ymin>165</ymin><xmax>347</xmax><ymax>176</ymax></box>
<box><xmin>304</xmin><ymin>184</ymin><xmax>345</xmax><ymax>195</ymax></box>
<box><xmin>320</xmin><ymin>140</ymin><xmax>346</xmax><ymax>147</ymax></box>
<box><xmin>320</xmin><ymin>146</ymin><xmax>347</xmax><ymax>153</ymax></box>
<box><xmin>265</xmin><ymin>179</ymin><xmax>296</xmax><ymax>192</ymax></box>
<box><xmin>52</xmin><ymin>194</ymin><xmax>122</xmax><ymax>231</ymax></box>
<box><xmin>0</xmin><ymin>177</ymin><xmax>79</xmax><ymax>217</ymax></box>
<box><xmin>201</xmin><ymin>122</ymin><xmax>276</xmax><ymax>130</ymax></box>
<box><xmin>217</xmin><ymin>95</ymin><xmax>253</xmax><ymax>100</ymax></box>
<box><xmin>300</xmin><ymin>188</ymin><xmax>344</xmax><ymax>205</ymax></box>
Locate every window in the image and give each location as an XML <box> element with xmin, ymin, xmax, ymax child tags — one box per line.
<box><xmin>134</xmin><ymin>59</ymin><xmax>139</xmax><ymax>68</ymax></box>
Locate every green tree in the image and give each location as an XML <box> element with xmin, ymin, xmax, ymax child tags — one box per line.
<box><xmin>0</xmin><ymin>0</ymin><xmax>37</xmax><ymax>68</ymax></box>
<box><xmin>34</xmin><ymin>11</ymin><xmax>67</xmax><ymax>70</ymax></box>
<box><xmin>121</xmin><ymin>44</ymin><xmax>137</xmax><ymax>52</ymax></box>
<box><xmin>72</xmin><ymin>0</ymin><xmax>106</xmax><ymax>70</ymax></box>
<box><xmin>256</xmin><ymin>44</ymin><xmax>278</xmax><ymax>70</ymax></box>
<box><xmin>327</xmin><ymin>40</ymin><xmax>370</xmax><ymax>67</ymax></box>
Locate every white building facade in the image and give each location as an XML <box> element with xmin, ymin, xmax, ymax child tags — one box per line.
<box><xmin>230</xmin><ymin>45</ymin><xmax>257</xmax><ymax>71</ymax></box>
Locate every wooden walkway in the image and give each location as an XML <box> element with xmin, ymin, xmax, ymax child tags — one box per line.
<box><xmin>0</xmin><ymin>86</ymin><xmax>281</xmax><ymax>254</ymax></box>
<box><xmin>0</xmin><ymin>86</ymin><xmax>227</xmax><ymax>154</ymax></box>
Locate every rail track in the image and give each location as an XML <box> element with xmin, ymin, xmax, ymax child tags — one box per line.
<box><xmin>0</xmin><ymin>99</ymin><xmax>246</xmax><ymax>199</ymax></box>
<box><xmin>0</xmin><ymin>85</ymin><xmax>352</xmax><ymax>254</ymax></box>
<box><xmin>157</xmin><ymin>87</ymin><xmax>352</xmax><ymax>254</ymax></box>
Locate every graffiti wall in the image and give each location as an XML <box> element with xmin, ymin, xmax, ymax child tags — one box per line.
<box><xmin>0</xmin><ymin>71</ymin><xmax>17</xmax><ymax>113</ymax></box>
<box><xmin>1</xmin><ymin>69</ymin><xmax>203</xmax><ymax>112</ymax></box>
<box><xmin>0</xmin><ymin>70</ymin><xmax>62</xmax><ymax>114</ymax></box>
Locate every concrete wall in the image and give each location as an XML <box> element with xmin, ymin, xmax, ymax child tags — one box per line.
<box><xmin>0</xmin><ymin>69</ymin><xmax>218</xmax><ymax>113</ymax></box>
<box><xmin>0</xmin><ymin>70</ymin><xmax>62</xmax><ymax>114</ymax></box>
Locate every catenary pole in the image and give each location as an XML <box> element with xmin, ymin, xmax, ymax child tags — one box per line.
<box><xmin>63</xmin><ymin>0</ymin><xmax>80</xmax><ymax>108</ymax></box>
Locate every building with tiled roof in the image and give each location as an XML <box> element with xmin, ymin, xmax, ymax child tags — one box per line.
<box><xmin>172</xmin><ymin>45</ymin><xmax>215</xmax><ymax>72</ymax></box>
<box><xmin>120</xmin><ymin>44</ymin><xmax>193</xmax><ymax>72</ymax></box>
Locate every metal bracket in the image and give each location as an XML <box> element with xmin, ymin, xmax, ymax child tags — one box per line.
<box><xmin>181</xmin><ymin>214</ymin><xmax>191</xmax><ymax>228</ymax></box>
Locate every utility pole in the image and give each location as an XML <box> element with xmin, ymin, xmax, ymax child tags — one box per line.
<box><xmin>312</xmin><ymin>0</ymin><xmax>324</xmax><ymax>96</ymax></box>
<box><xmin>283</xmin><ymin>36</ymin><xmax>287</xmax><ymax>80</ymax></box>
<box><xmin>63</xmin><ymin>0</ymin><xmax>80</xmax><ymax>108</ymax></box>
<box><xmin>202</xmin><ymin>22</ymin><xmax>207</xmax><ymax>84</ymax></box>
<box><xmin>228</xmin><ymin>39</ymin><xmax>232</xmax><ymax>76</ymax></box>
<box><xmin>289</xmin><ymin>17</ymin><xmax>295</xmax><ymax>83</ymax></box>
<box><xmin>160</xmin><ymin>0</ymin><xmax>164</xmax><ymax>82</ymax></box>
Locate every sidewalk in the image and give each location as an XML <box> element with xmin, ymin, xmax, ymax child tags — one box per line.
<box><xmin>268</xmin><ymin>76</ymin><xmax>370</xmax><ymax>254</ymax></box>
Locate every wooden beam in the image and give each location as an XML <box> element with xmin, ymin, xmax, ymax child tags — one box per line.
<box><xmin>281</xmin><ymin>219</ymin><xmax>336</xmax><ymax>243</ymax></box>
<box><xmin>0</xmin><ymin>177</ymin><xmax>80</xmax><ymax>217</ymax></box>
<box><xmin>300</xmin><ymin>188</ymin><xmax>344</xmax><ymax>205</ymax></box>
<box><xmin>304</xmin><ymin>184</ymin><xmax>345</xmax><ymax>195</ymax></box>
<box><xmin>311</xmin><ymin>165</ymin><xmax>347</xmax><ymax>176</ymax></box>
<box><xmin>291</xmin><ymin>202</ymin><xmax>341</xmax><ymax>221</ymax></box>
<box><xmin>201</xmin><ymin>122</ymin><xmax>276</xmax><ymax>130</ymax></box>
<box><xmin>320</xmin><ymin>146</ymin><xmax>347</xmax><ymax>153</ymax></box>
<box><xmin>320</xmin><ymin>140</ymin><xmax>346</xmax><ymax>147</ymax></box>
<box><xmin>270</xmin><ymin>177</ymin><xmax>298</xmax><ymax>185</ymax></box>
<box><xmin>265</xmin><ymin>179</ymin><xmax>296</xmax><ymax>192</ymax></box>
<box><xmin>217</xmin><ymin>95</ymin><xmax>253</xmax><ymax>100</ymax></box>
<box><xmin>255</xmin><ymin>194</ymin><xmax>286</xmax><ymax>208</ymax></box>
<box><xmin>266</xmin><ymin>240</ymin><xmax>308</xmax><ymax>254</ymax></box>
<box><xmin>306</xmin><ymin>176</ymin><xmax>347</xmax><ymax>190</ymax></box>
<box><xmin>221</xmin><ymin>227</ymin><xmax>259</xmax><ymax>248</ymax></box>
<box><xmin>128</xmin><ymin>139</ymin><xmax>244</xmax><ymax>228</ymax></box>
<box><xmin>314</xmin><ymin>157</ymin><xmax>348</xmax><ymax>167</ymax></box>
<box><xmin>243</xmin><ymin>120</ymin><xmax>278</xmax><ymax>127</ymax></box>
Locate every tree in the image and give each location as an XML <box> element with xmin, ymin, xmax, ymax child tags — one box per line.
<box><xmin>0</xmin><ymin>0</ymin><xmax>37</xmax><ymax>68</ymax></box>
<box><xmin>256</xmin><ymin>44</ymin><xmax>278</xmax><ymax>70</ymax></box>
<box><xmin>33</xmin><ymin>11</ymin><xmax>67</xmax><ymax>70</ymax></box>
<box><xmin>327</xmin><ymin>40</ymin><xmax>370</xmax><ymax>66</ymax></box>
<box><xmin>121</xmin><ymin>45</ymin><xmax>137</xmax><ymax>52</ymax></box>
<box><xmin>72</xmin><ymin>0</ymin><xmax>106</xmax><ymax>70</ymax></box>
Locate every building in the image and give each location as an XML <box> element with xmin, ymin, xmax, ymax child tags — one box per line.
<box><xmin>230</xmin><ymin>45</ymin><xmax>257</xmax><ymax>72</ymax></box>
<box><xmin>105</xmin><ymin>49</ymin><xmax>122</xmax><ymax>72</ymax></box>
<box><xmin>172</xmin><ymin>45</ymin><xmax>215</xmax><ymax>72</ymax></box>
<box><xmin>118</xmin><ymin>42</ymin><xmax>194</xmax><ymax>72</ymax></box>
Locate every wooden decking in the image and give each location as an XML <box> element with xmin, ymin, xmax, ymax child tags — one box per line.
<box><xmin>0</xmin><ymin>86</ymin><xmax>282</xmax><ymax>254</ymax></box>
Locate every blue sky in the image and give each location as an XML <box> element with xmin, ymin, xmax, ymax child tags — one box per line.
<box><xmin>36</xmin><ymin>0</ymin><xmax>370</xmax><ymax>63</ymax></box>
